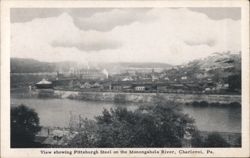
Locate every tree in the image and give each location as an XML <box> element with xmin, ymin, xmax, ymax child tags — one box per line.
<box><xmin>234</xmin><ymin>136</ymin><xmax>241</xmax><ymax>147</ymax></box>
<box><xmin>203</xmin><ymin>132</ymin><xmax>230</xmax><ymax>147</ymax></box>
<box><xmin>68</xmin><ymin>118</ymin><xmax>98</xmax><ymax>147</ymax></box>
<box><xmin>228</xmin><ymin>74</ymin><xmax>241</xmax><ymax>92</ymax></box>
<box><xmin>84</xmin><ymin>101</ymin><xmax>196</xmax><ymax>147</ymax></box>
<box><xmin>68</xmin><ymin>96</ymin><xmax>199</xmax><ymax>148</ymax></box>
<box><xmin>191</xmin><ymin>131</ymin><xmax>204</xmax><ymax>147</ymax></box>
<box><xmin>11</xmin><ymin>105</ymin><xmax>41</xmax><ymax>147</ymax></box>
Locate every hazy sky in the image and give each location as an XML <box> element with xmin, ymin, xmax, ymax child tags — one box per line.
<box><xmin>11</xmin><ymin>8</ymin><xmax>241</xmax><ymax>65</ymax></box>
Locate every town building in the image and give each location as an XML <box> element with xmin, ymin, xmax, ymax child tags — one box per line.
<box><xmin>35</xmin><ymin>79</ymin><xmax>53</xmax><ymax>89</ymax></box>
<box><xmin>134</xmin><ymin>86</ymin><xmax>146</xmax><ymax>91</ymax></box>
<box><xmin>80</xmin><ymin>69</ymin><xmax>108</xmax><ymax>80</ymax></box>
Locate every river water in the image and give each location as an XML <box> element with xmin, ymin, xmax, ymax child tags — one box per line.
<box><xmin>11</xmin><ymin>97</ymin><xmax>241</xmax><ymax>133</ymax></box>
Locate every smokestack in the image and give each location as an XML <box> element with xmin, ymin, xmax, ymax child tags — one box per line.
<box><xmin>102</xmin><ymin>69</ymin><xmax>109</xmax><ymax>79</ymax></box>
<box><xmin>86</xmin><ymin>61</ymin><xmax>90</xmax><ymax>70</ymax></box>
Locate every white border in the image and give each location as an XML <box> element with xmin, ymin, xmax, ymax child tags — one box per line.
<box><xmin>1</xmin><ymin>0</ymin><xmax>249</xmax><ymax>157</ymax></box>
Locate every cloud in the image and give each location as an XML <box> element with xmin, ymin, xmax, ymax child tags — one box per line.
<box><xmin>11</xmin><ymin>8</ymin><xmax>241</xmax><ymax>65</ymax></box>
<box><xmin>189</xmin><ymin>7</ymin><xmax>241</xmax><ymax>20</ymax></box>
<box><xmin>184</xmin><ymin>39</ymin><xmax>216</xmax><ymax>47</ymax></box>
<box><xmin>74</xmin><ymin>8</ymin><xmax>152</xmax><ymax>31</ymax></box>
<box><xmin>10</xmin><ymin>8</ymin><xmax>112</xmax><ymax>23</ymax></box>
<box><xmin>51</xmin><ymin>39</ymin><xmax>122</xmax><ymax>52</ymax></box>
<box><xmin>11</xmin><ymin>8</ymin><xmax>63</xmax><ymax>23</ymax></box>
<box><xmin>11</xmin><ymin>12</ymin><xmax>121</xmax><ymax>61</ymax></box>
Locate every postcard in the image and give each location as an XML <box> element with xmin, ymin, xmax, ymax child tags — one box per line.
<box><xmin>1</xmin><ymin>0</ymin><xmax>249</xmax><ymax>157</ymax></box>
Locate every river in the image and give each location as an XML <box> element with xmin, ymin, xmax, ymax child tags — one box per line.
<box><xmin>11</xmin><ymin>96</ymin><xmax>241</xmax><ymax>133</ymax></box>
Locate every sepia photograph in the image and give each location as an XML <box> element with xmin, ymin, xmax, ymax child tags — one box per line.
<box><xmin>1</xmin><ymin>0</ymin><xmax>249</xmax><ymax>157</ymax></box>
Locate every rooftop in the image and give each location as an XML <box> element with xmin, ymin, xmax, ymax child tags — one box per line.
<box><xmin>36</xmin><ymin>79</ymin><xmax>52</xmax><ymax>85</ymax></box>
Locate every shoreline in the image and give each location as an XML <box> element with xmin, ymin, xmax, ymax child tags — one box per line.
<box><xmin>55</xmin><ymin>90</ymin><xmax>241</xmax><ymax>104</ymax></box>
<box><xmin>12</xmin><ymin>89</ymin><xmax>241</xmax><ymax>104</ymax></box>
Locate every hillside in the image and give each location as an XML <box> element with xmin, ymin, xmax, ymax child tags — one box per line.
<box><xmin>11</xmin><ymin>58</ymin><xmax>172</xmax><ymax>73</ymax></box>
<box><xmin>185</xmin><ymin>52</ymin><xmax>241</xmax><ymax>78</ymax></box>
<box><xmin>164</xmin><ymin>52</ymin><xmax>241</xmax><ymax>92</ymax></box>
<box><xmin>187</xmin><ymin>52</ymin><xmax>241</xmax><ymax>72</ymax></box>
<box><xmin>11</xmin><ymin>58</ymin><xmax>78</xmax><ymax>73</ymax></box>
<box><xmin>11</xmin><ymin>58</ymin><xmax>54</xmax><ymax>73</ymax></box>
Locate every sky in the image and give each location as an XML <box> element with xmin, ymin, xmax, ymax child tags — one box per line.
<box><xmin>11</xmin><ymin>8</ymin><xmax>241</xmax><ymax>65</ymax></box>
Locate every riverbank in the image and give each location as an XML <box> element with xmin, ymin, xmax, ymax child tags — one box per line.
<box><xmin>54</xmin><ymin>90</ymin><xmax>241</xmax><ymax>104</ymax></box>
<box><xmin>11</xmin><ymin>89</ymin><xmax>241</xmax><ymax>104</ymax></box>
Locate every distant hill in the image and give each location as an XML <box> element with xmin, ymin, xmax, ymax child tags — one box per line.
<box><xmin>11</xmin><ymin>58</ymin><xmax>79</xmax><ymax>73</ymax></box>
<box><xmin>118</xmin><ymin>62</ymin><xmax>172</xmax><ymax>68</ymax></box>
<box><xmin>11</xmin><ymin>58</ymin><xmax>172</xmax><ymax>73</ymax></box>
<box><xmin>11</xmin><ymin>58</ymin><xmax>56</xmax><ymax>73</ymax></box>
<box><xmin>11</xmin><ymin>52</ymin><xmax>240</xmax><ymax>75</ymax></box>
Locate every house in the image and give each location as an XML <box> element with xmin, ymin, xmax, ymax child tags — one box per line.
<box><xmin>111</xmin><ymin>81</ymin><xmax>136</xmax><ymax>92</ymax></box>
<box><xmin>151</xmin><ymin>75</ymin><xmax>159</xmax><ymax>81</ymax></box>
<box><xmin>139</xmin><ymin>76</ymin><xmax>152</xmax><ymax>81</ymax></box>
<box><xmin>68</xmin><ymin>80</ymin><xmax>74</xmax><ymax>88</ymax></box>
<box><xmin>122</xmin><ymin>76</ymin><xmax>133</xmax><ymax>81</ymax></box>
<box><xmin>181</xmin><ymin>76</ymin><xmax>187</xmax><ymax>80</ymax></box>
<box><xmin>35</xmin><ymin>127</ymin><xmax>78</xmax><ymax>147</ymax></box>
<box><xmin>133</xmin><ymin>82</ymin><xmax>156</xmax><ymax>91</ymax></box>
<box><xmin>195</xmin><ymin>72</ymin><xmax>208</xmax><ymax>79</ymax></box>
<box><xmin>224</xmin><ymin>83</ymin><xmax>229</xmax><ymax>89</ymax></box>
<box><xmin>112</xmin><ymin>85</ymin><xmax>122</xmax><ymax>91</ymax></box>
<box><xmin>166</xmin><ymin>83</ymin><xmax>187</xmax><ymax>93</ymax></box>
<box><xmin>52</xmin><ymin>78</ymin><xmax>76</xmax><ymax>88</ymax></box>
<box><xmin>156</xmin><ymin>83</ymin><xmax>170</xmax><ymax>92</ymax></box>
<box><xmin>75</xmin><ymin>81</ymin><xmax>81</xmax><ymax>88</ymax></box>
<box><xmin>204</xmin><ymin>87</ymin><xmax>211</xmax><ymax>92</ymax></box>
<box><xmin>170</xmin><ymin>83</ymin><xmax>186</xmax><ymax>89</ymax></box>
<box><xmin>80</xmin><ymin>82</ymin><xmax>92</xmax><ymax>89</ymax></box>
<box><xmin>101</xmin><ymin>81</ymin><xmax>112</xmax><ymax>90</ymax></box>
<box><xmin>92</xmin><ymin>82</ymin><xmax>101</xmax><ymax>88</ymax></box>
<box><xmin>90</xmin><ymin>82</ymin><xmax>103</xmax><ymax>91</ymax></box>
<box><xmin>111</xmin><ymin>81</ymin><xmax>133</xmax><ymax>91</ymax></box>
<box><xmin>184</xmin><ymin>83</ymin><xmax>202</xmax><ymax>92</ymax></box>
<box><xmin>134</xmin><ymin>86</ymin><xmax>146</xmax><ymax>91</ymax></box>
<box><xmin>164</xmin><ymin>77</ymin><xmax>169</xmax><ymax>81</ymax></box>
